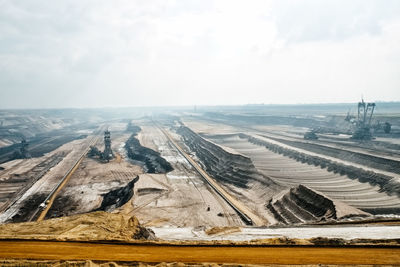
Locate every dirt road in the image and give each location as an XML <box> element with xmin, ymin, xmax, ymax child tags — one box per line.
<box><xmin>36</xmin><ymin>127</ymin><xmax>105</xmax><ymax>221</ymax></box>
<box><xmin>0</xmin><ymin>241</ymin><xmax>399</xmax><ymax>264</ymax></box>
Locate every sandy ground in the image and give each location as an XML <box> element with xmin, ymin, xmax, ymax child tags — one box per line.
<box><xmin>0</xmin><ymin>240</ymin><xmax>399</xmax><ymax>265</ymax></box>
<box><xmin>0</xmin><ymin>158</ymin><xmax>44</xmax><ymax>181</ymax></box>
<box><xmin>182</xmin><ymin>117</ymin><xmax>241</xmax><ymax>135</ymax></box>
<box><xmin>0</xmin><ymin>134</ymin><xmax>96</xmax><ymax>223</ymax></box>
<box><xmin>131</xmin><ymin>124</ymin><xmax>244</xmax><ymax>228</ymax></box>
<box><xmin>0</xmin><ymin>117</ymin><xmax>400</xmax><ymax>265</ymax></box>
<box><xmin>0</xmin><ymin>119</ymin><xmax>248</xmax><ymax>227</ymax></box>
<box><xmin>1</xmin><ymin>116</ymin><xmax>399</xmax><ymax>250</ymax></box>
<box><xmin>0</xmin><ymin>211</ymin><xmax>151</xmax><ymax>241</ymax></box>
<box><xmin>39</xmin><ymin>120</ymin><xmax>247</xmax><ymax>228</ymax></box>
<box><xmin>152</xmin><ymin>225</ymin><xmax>400</xmax><ymax>241</ymax></box>
<box><xmin>46</xmin><ymin>129</ymin><xmax>142</xmax><ymax>218</ymax></box>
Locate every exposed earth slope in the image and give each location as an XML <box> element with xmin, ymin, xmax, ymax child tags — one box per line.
<box><xmin>0</xmin><ymin>211</ymin><xmax>154</xmax><ymax>241</ymax></box>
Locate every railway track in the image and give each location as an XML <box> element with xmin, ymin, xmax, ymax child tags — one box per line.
<box><xmin>0</xmin><ymin>153</ymin><xmax>64</xmax><ymax>214</ymax></box>
<box><xmin>0</xmin><ymin>240</ymin><xmax>399</xmax><ymax>265</ymax></box>
<box><xmin>161</xmin><ymin>131</ymin><xmax>238</xmax><ymax>225</ymax></box>
<box><xmin>29</xmin><ymin>126</ymin><xmax>105</xmax><ymax>222</ymax></box>
<box><xmin>157</xmin><ymin>124</ymin><xmax>265</xmax><ymax>226</ymax></box>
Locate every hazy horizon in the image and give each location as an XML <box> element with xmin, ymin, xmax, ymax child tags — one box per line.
<box><xmin>1</xmin><ymin>0</ymin><xmax>400</xmax><ymax>109</ymax></box>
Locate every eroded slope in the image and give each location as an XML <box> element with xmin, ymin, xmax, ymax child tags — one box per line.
<box><xmin>267</xmin><ymin>185</ymin><xmax>370</xmax><ymax>225</ymax></box>
<box><xmin>0</xmin><ymin>211</ymin><xmax>154</xmax><ymax>241</ymax></box>
<box><xmin>177</xmin><ymin>126</ymin><xmax>278</xmax><ymax>189</ymax></box>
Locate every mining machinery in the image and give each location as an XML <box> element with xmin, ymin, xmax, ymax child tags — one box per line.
<box><xmin>102</xmin><ymin>130</ymin><xmax>114</xmax><ymax>162</ymax></box>
<box><xmin>87</xmin><ymin>130</ymin><xmax>114</xmax><ymax>162</ymax></box>
<box><xmin>383</xmin><ymin>122</ymin><xmax>392</xmax><ymax>133</ymax></box>
<box><xmin>88</xmin><ymin>146</ymin><xmax>101</xmax><ymax>158</ymax></box>
<box><xmin>351</xmin><ymin>99</ymin><xmax>375</xmax><ymax>140</ymax></box>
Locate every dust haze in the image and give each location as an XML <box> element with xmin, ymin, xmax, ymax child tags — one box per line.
<box><xmin>1</xmin><ymin>0</ymin><xmax>400</xmax><ymax>108</ymax></box>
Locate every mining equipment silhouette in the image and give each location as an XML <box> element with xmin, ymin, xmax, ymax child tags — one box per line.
<box><xmin>88</xmin><ymin>129</ymin><xmax>114</xmax><ymax>162</ymax></box>
<box><xmin>103</xmin><ymin>130</ymin><xmax>114</xmax><ymax>162</ymax></box>
<box><xmin>351</xmin><ymin>99</ymin><xmax>375</xmax><ymax>140</ymax></box>
<box><xmin>343</xmin><ymin>99</ymin><xmax>392</xmax><ymax>139</ymax></box>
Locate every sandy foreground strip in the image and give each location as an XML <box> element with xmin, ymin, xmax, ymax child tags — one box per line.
<box><xmin>152</xmin><ymin>225</ymin><xmax>400</xmax><ymax>241</ymax></box>
<box><xmin>0</xmin><ymin>240</ymin><xmax>399</xmax><ymax>265</ymax></box>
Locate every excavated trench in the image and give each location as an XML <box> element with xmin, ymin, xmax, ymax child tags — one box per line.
<box><xmin>125</xmin><ymin>128</ymin><xmax>173</xmax><ymax>174</ymax></box>
<box><xmin>240</xmin><ymin>134</ymin><xmax>400</xmax><ymax>199</ymax></box>
<box><xmin>177</xmin><ymin>126</ymin><xmax>278</xmax><ymax>189</ymax></box>
<box><xmin>98</xmin><ymin>176</ymin><xmax>139</xmax><ymax>212</ymax></box>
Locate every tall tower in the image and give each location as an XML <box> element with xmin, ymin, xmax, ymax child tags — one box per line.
<box><xmin>103</xmin><ymin>130</ymin><xmax>114</xmax><ymax>161</ymax></box>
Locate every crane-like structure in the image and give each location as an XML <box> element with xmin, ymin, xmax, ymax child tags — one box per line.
<box><xmin>352</xmin><ymin>99</ymin><xmax>375</xmax><ymax>140</ymax></box>
<box><xmin>103</xmin><ymin>130</ymin><xmax>114</xmax><ymax>162</ymax></box>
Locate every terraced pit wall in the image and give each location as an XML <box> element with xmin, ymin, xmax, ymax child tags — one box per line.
<box><xmin>267</xmin><ymin>185</ymin><xmax>368</xmax><ymax>224</ymax></box>
<box><xmin>177</xmin><ymin>127</ymin><xmax>278</xmax><ymax>189</ymax></box>
<box><xmin>265</xmin><ymin>136</ymin><xmax>400</xmax><ymax>175</ymax></box>
<box><xmin>239</xmin><ymin>134</ymin><xmax>400</xmax><ymax>200</ymax></box>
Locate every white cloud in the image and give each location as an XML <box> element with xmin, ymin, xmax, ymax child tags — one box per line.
<box><xmin>0</xmin><ymin>0</ymin><xmax>399</xmax><ymax>108</ymax></box>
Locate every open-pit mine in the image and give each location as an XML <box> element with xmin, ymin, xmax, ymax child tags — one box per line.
<box><xmin>0</xmin><ymin>104</ymin><xmax>400</xmax><ymax>265</ymax></box>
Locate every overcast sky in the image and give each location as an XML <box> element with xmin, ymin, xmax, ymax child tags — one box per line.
<box><xmin>0</xmin><ymin>0</ymin><xmax>399</xmax><ymax>109</ymax></box>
